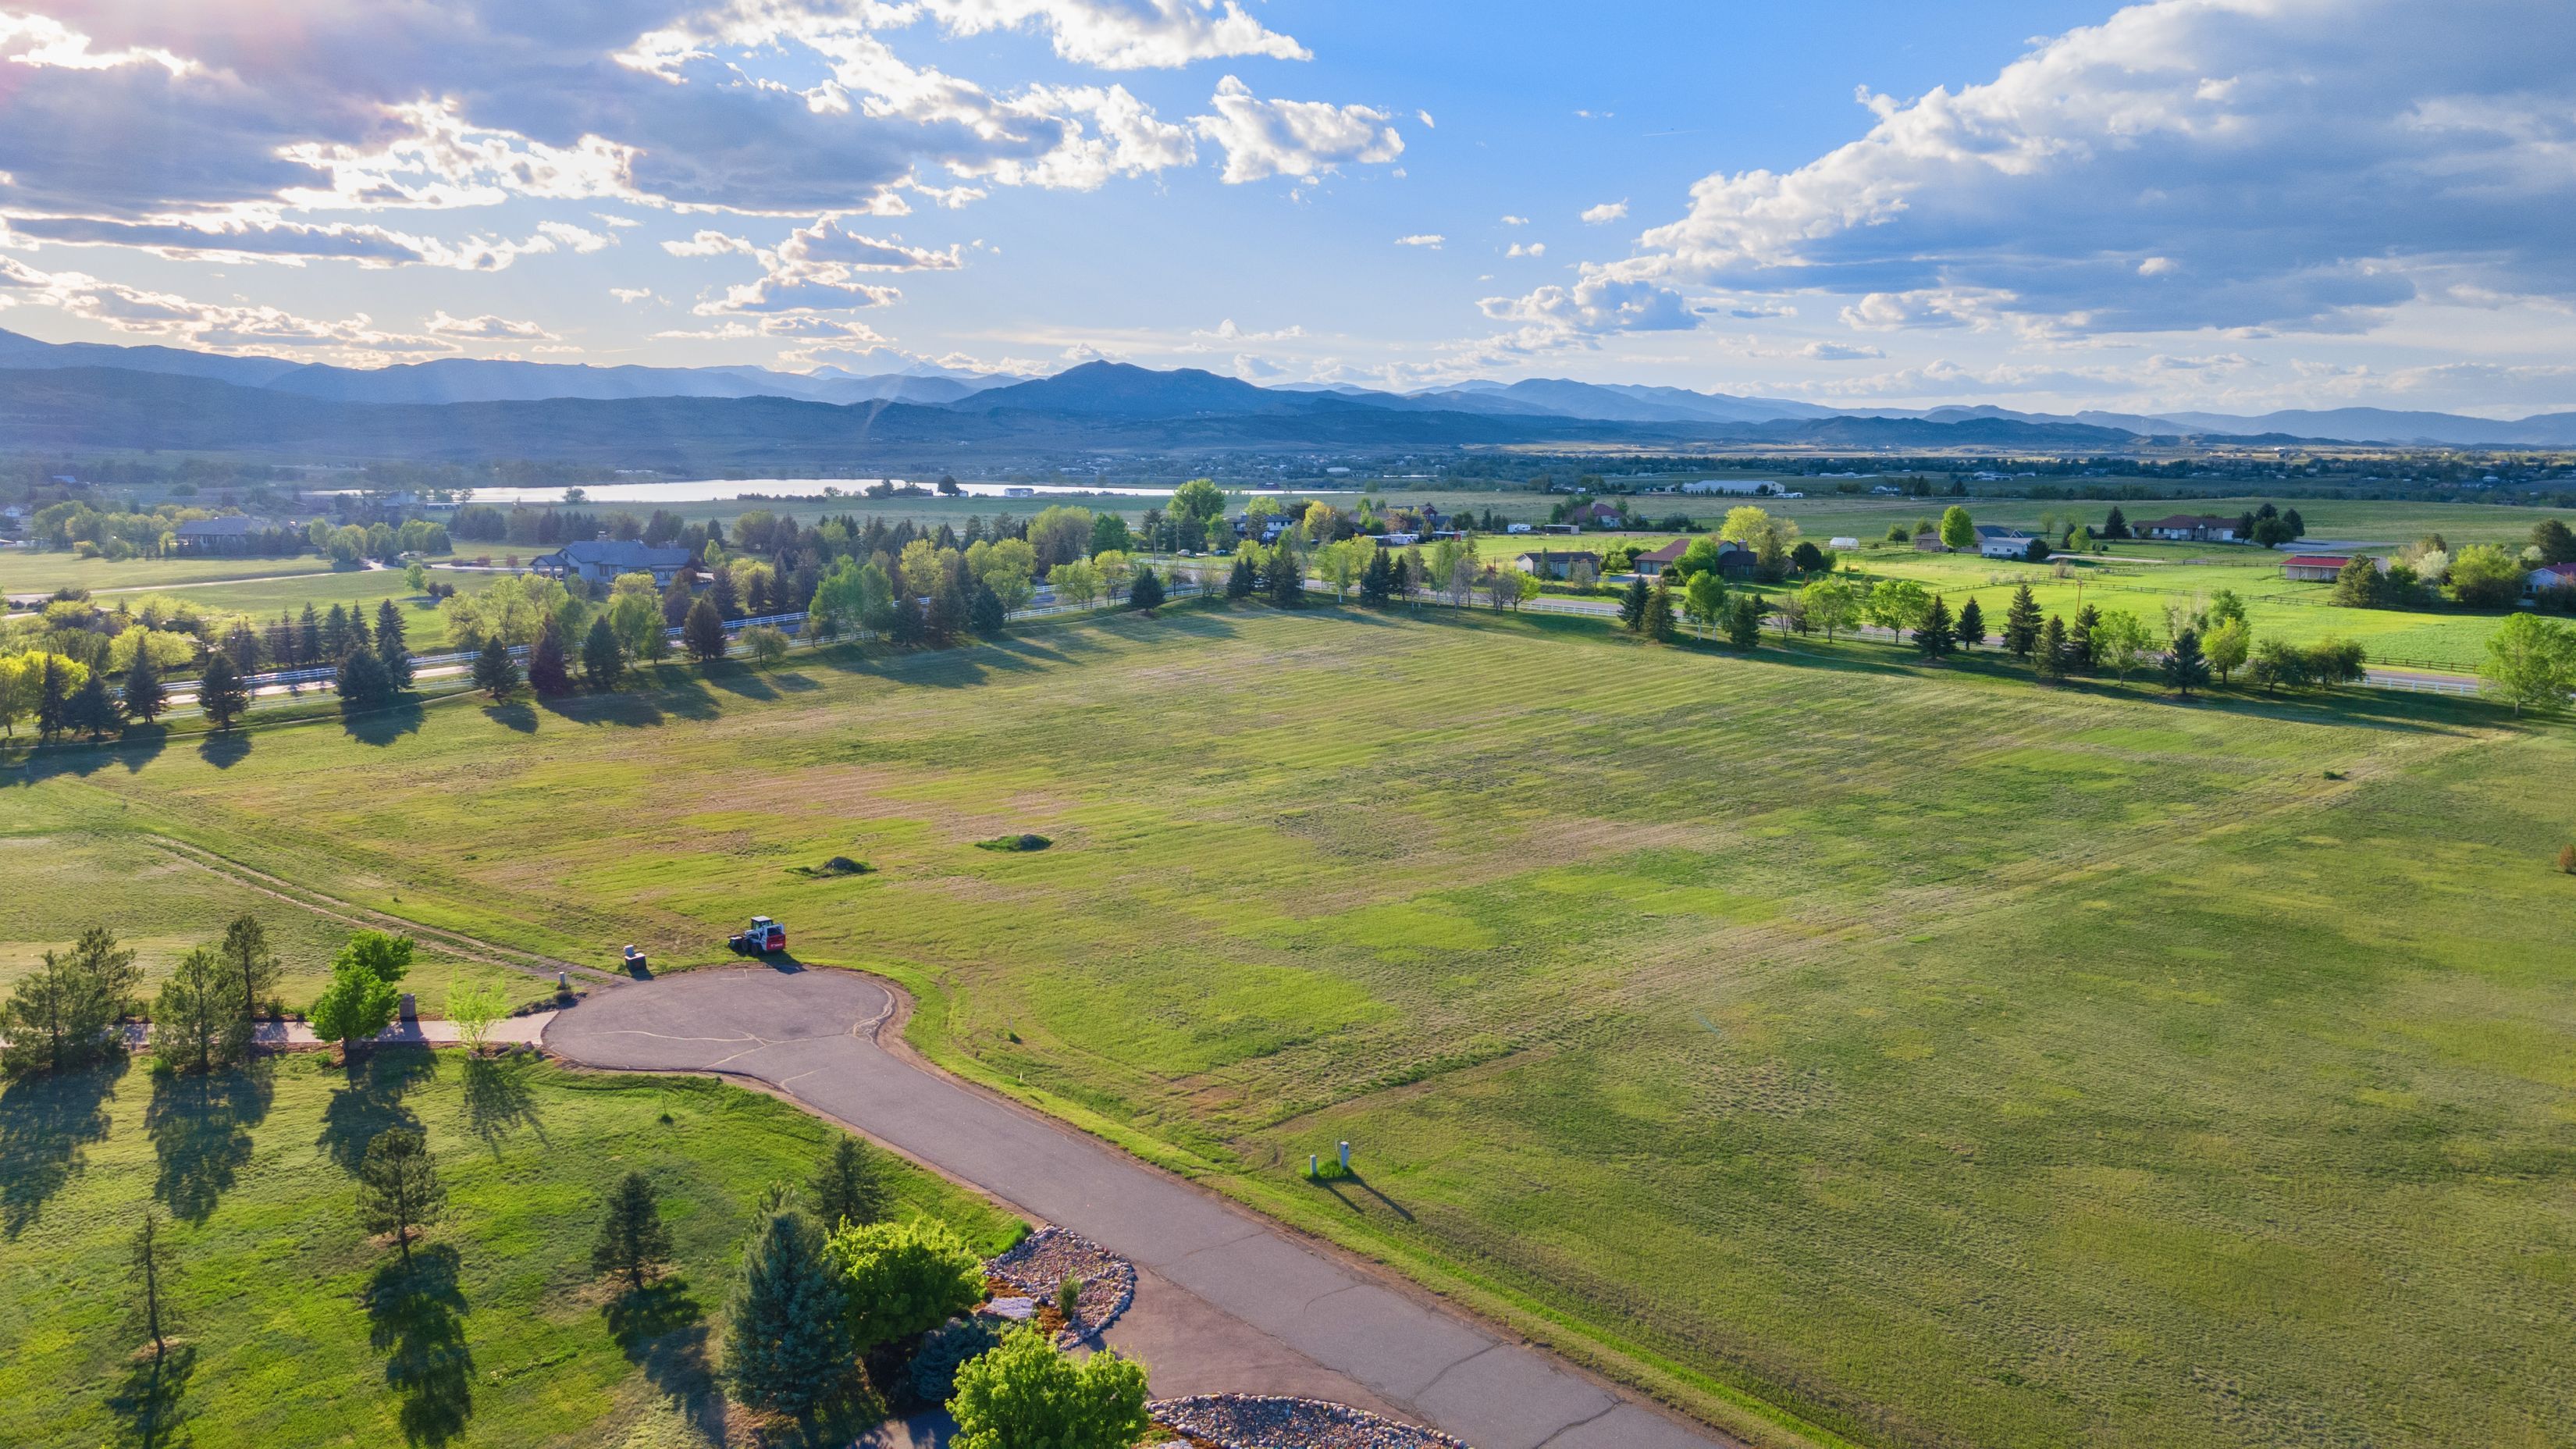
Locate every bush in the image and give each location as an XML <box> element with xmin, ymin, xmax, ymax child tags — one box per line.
<box><xmin>2558</xmin><ymin>844</ymin><xmax>2575</xmax><ymax>875</ymax></box>
<box><xmin>821</xmin><ymin>1217</ymin><xmax>986</xmax><ymax>1350</ymax></box>
<box><xmin>907</xmin><ymin>1316</ymin><xmax>1002</xmax><ymax>1406</ymax></box>
<box><xmin>948</xmin><ymin>1328</ymin><xmax>1149</xmax><ymax>1449</ymax></box>
<box><xmin>977</xmin><ymin>834</ymin><xmax>1051</xmax><ymax>853</ymax></box>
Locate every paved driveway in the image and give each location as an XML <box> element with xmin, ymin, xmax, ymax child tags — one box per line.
<box><xmin>544</xmin><ymin>967</ymin><xmax>1733</xmax><ymax>1449</ymax></box>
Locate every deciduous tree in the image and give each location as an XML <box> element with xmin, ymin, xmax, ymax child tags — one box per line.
<box><xmin>949</xmin><ymin>1327</ymin><xmax>1150</xmax><ymax>1449</ymax></box>
<box><xmin>2480</xmin><ymin>613</ymin><xmax>2576</xmax><ymax>716</ymax></box>
<box><xmin>824</xmin><ymin>1216</ymin><xmax>984</xmax><ymax>1348</ymax></box>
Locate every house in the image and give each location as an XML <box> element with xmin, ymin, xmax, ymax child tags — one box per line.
<box><xmin>173</xmin><ymin>515</ymin><xmax>286</xmax><ymax>555</ymax></box>
<box><xmin>1976</xmin><ymin>525</ymin><xmax>2039</xmax><ymax>559</ymax></box>
<box><xmin>1914</xmin><ymin>529</ymin><xmax>1948</xmax><ymax>552</ymax></box>
<box><xmin>1565</xmin><ymin>500</ymin><xmax>1625</xmax><ymax>530</ymax></box>
<box><xmin>2528</xmin><ymin>562</ymin><xmax>2576</xmax><ymax>597</ymax></box>
<box><xmin>2140</xmin><ymin>514</ymin><xmax>2241</xmax><ymax>543</ymax></box>
<box><xmin>1631</xmin><ymin>540</ymin><xmax>1691</xmax><ymax>577</ymax></box>
<box><xmin>1635</xmin><ymin>539</ymin><xmax>1757</xmax><ymax>579</ymax></box>
<box><xmin>1514</xmin><ymin>549</ymin><xmax>1603</xmax><ymax>581</ymax></box>
<box><xmin>529</xmin><ymin>538</ymin><xmax>697</xmax><ymax>587</ymax></box>
<box><xmin>2282</xmin><ymin>554</ymin><xmax>2355</xmax><ymax>583</ymax></box>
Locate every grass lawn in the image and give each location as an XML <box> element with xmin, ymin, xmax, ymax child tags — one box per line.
<box><xmin>9</xmin><ymin>602</ymin><xmax>2576</xmax><ymax>1448</ymax></box>
<box><xmin>126</xmin><ymin>569</ymin><xmax>494</xmax><ymax>656</ymax></box>
<box><xmin>0</xmin><ymin>1049</ymin><xmax>1023</xmax><ymax>1449</ymax></box>
<box><xmin>2</xmin><ymin>551</ymin><xmax>350</xmax><ymax>597</ymax></box>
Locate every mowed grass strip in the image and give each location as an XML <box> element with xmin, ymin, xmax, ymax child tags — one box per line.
<box><xmin>0</xmin><ymin>1051</ymin><xmax>1020</xmax><ymax>1449</ymax></box>
<box><xmin>11</xmin><ymin>603</ymin><xmax>2576</xmax><ymax>1447</ymax></box>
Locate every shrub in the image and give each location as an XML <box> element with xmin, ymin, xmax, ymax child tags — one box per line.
<box><xmin>977</xmin><ymin>834</ymin><xmax>1051</xmax><ymax>853</ymax></box>
<box><xmin>948</xmin><ymin>1327</ymin><xmax>1149</xmax><ymax>1449</ymax></box>
<box><xmin>2558</xmin><ymin>844</ymin><xmax>2575</xmax><ymax>875</ymax></box>
<box><xmin>821</xmin><ymin>1217</ymin><xmax>986</xmax><ymax>1349</ymax></box>
<box><xmin>907</xmin><ymin>1316</ymin><xmax>1002</xmax><ymax>1406</ymax></box>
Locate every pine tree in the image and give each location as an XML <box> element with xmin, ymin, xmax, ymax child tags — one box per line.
<box><xmin>198</xmin><ymin>650</ymin><xmax>251</xmax><ymax>731</ymax></box>
<box><xmin>375</xmin><ymin>598</ymin><xmax>407</xmax><ymax>655</ymax></box>
<box><xmin>122</xmin><ymin>650</ymin><xmax>166</xmax><ymax>723</ymax></box>
<box><xmin>471</xmin><ymin>634</ymin><xmax>521</xmax><ymax>697</ymax></box>
<box><xmin>297</xmin><ymin>604</ymin><xmax>322</xmax><ymax>666</ymax></box>
<box><xmin>1226</xmin><ymin>554</ymin><xmax>1257</xmax><ymax>599</ymax></box>
<box><xmin>1724</xmin><ymin>594</ymin><xmax>1763</xmax><ymax>650</ymax></box>
<box><xmin>888</xmin><ymin>593</ymin><xmax>927</xmax><ymax>647</ymax></box>
<box><xmin>347</xmin><ymin>607</ymin><xmax>372</xmax><ymax>654</ymax></box>
<box><xmin>66</xmin><ymin>667</ymin><xmax>118</xmax><ymax>739</ymax></box>
<box><xmin>336</xmin><ymin>646</ymin><xmax>394</xmax><ymax>709</ymax></box>
<box><xmin>723</xmin><ymin>1209</ymin><xmax>851</xmax><ymax>1416</ymax></box>
<box><xmin>2165</xmin><ymin>627</ymin><xmax>2211</xmax><ymax>697</ymax></box>
<box><xmin>2104</xmin><ymin>505</ymin><xmax>2129</xmax><ymax>540</ymax></box>
<box><xmin>2069</xmin><ymin>604</ymin><xmax>2101</xmax><ymax>673</ymax></box>
<box><xmin>1618</xmin><ymin>577</ymin><xmax>1652</xmax><ymax>632</ymax></box>
<box><xmin>591</xmin><ymin>1171</ymin><xmax>676</xmax><ymax>1292</ymax></box>
<box><xmin>322</xmin><ymin>603</ymin><xmax>350</xmax><ymax>662</ymax></box>
<box><xmin>528</xmin><ymin>618</ymin><xmax>571</xmax><ymax>695</ymax></box>
<box><xmin>684</xmin><ymin>597</ymin><xmax>729</xmax><ymax>662</ymax></box>
<box><xmin>357</xmin><ymin>1128</ymin><xmax>445</xmax><ymax>1267</ymax></box>
<box><xmin>1267</xmin><ymin>546</ymin><xmax>1306</xmax><ymax>607</ymax></box>
<box><xmin>36</xmin><ymin>657</ymin><xmax>69</xmax><ymax>739</ymax></box>
<box><xmin>810</xmin><ymin>1137</ymin><xmax>888</xmax><ymax>1230</ymax></box>
<box><xmin>2003</xmin><ymin>584</ymin><xmax>2042</xmax><ymax>659</ymax></box>
<box><xmin>1640</xmin><ymin>580</ymin><xmax>1677</xmax><ymax>642</ymax></box>
<box><xmin>1915</xmin><ymin>595</ymin><xmax>1956</xmax><ymax>659</ymax></box>
<box><xmin>582</xmin><ymin>615</ymin><xmax>624</xmax><ymax>690</ymax></box>
<box><xmin>1955</xmin><ymin>596</ymin><xmax>1986</xmax><ymax>650</ymax></box>
<box><xmin>710</xmin><ymin>567</ymin><xmax>742</xmax><ymax>620</ymax></box>
<box><xmin>926</xmin><ymin>578</ymin><xmax>967</xmax><ymax>641</ymax></box>
<box><xmin>968</xmin><ymin>579</ymin><xmax>1008</xmax><ymax>635</ymax></box>
<box><xmin>130</xmin><ymin>1208</ymin><xmax>179</xmax><ymax>1358</ymax></box>
<box><xmin>376</xmin><ymin>617</ymin><xmax>415</xmax><ymax>690</ymax></box>
<box><xmin>1</xmin><ymin>924</ymin><xmax>141</xmax><ymax>1076</ymax></box>
<box><xmin>220</xmin><ymin>915</ymin><xmax>279</xmax><ymax>1027</ymax></box>
<box><xmin>661</xmin><ymin>575</ymin><xmax>696</xmax><ymax>627</ymax></box>
<box><xmin>1128</xmin><ymin>567</ymin><xmax>1165</xmax><ymax>611</ymax></box>
<box><xmin>1359</xmin><ymin>549</ymin><xmax>1393</xmax><ymax>606</ymax></box>
<box><xmin>2038</xmin><ymin>615</ymin><xmax>2070</xmax><ymax>681</ymax></box>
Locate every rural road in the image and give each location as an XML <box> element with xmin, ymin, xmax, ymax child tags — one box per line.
<box><xmin>543</xmin><ymin>968</ymin><xmax>1733</xmax><ymax>1449</ymax></box>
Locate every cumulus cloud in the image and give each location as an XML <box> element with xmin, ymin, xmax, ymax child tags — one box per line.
<box><xmin>913</xmin><ymin>0</ymin><xmax>1308</xmax><ymax>70</ymax></box>
<box><xmin>1191</xmin><ymin>319</ymin><xmax>1305</xmax><ymax>343</ymax></box>
<box><xmin>1500</xmin><ymin>215</ymin><xmax>1528</xmax><ymax>226</ymax></box>
<box><xmin>1801</xmin><ymin>340</ymin><xmax>1884</xmax><ymax>361</ymax></box>
<box><xmin>1507</xmin><ymin>241</ymin><xmax>1546</xmax><ymax>258</ymax></box>
<box><xmin>1396</xmin><ymin>234</ymin><xmax>1444</xmax><ymax>248</ymax></box>
<box><xmin>427</xmin><ymin>310</ymin><xmax>558</xmax><ymax>340</ymax></box>
<box><xmin>1580</xmin><ymin>200</ymin><xmax>1628</xmax><ymax>225</ymax></box>
<box><xmin>1624</xmin><ymin>0</ymin><xmax>2576</xmax><ymax>335</ymax></box>
<box><xmin>1231</xmin><ymin>352</ymin><xmax>1285</xmax><ymax>378</ymax></box>
<box><xmin>674</xmin><ymin>216</ymin><xmax>960</xmax><ymax>315</ymax></box>
<box><xmin>1190</xmin><ymin>77</ymin><xmax>1404</xmax><ymax>184</ymax></box>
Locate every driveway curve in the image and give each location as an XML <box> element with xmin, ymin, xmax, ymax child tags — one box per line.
<box><xmin>545</xmin><ymin>967</ymin><xmax>1733</xmax><ymax>1449</ymax></box>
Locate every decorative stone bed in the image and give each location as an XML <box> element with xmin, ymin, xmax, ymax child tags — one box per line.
<box><xmin>982</xmin><ymin>1226</ymin><xmax>1137</xmax><ymax>1346</ymax></box>
<box><xmin>1148</xmin><ymin>1394</ymin><xmax>1472</xmax><ymax>1449</ymax></box>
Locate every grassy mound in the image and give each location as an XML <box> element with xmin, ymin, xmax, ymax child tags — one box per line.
<box><xmin>975</xmin><ymin>834</ymin><xmax>1052</xmax><ymax>853</ymax></box>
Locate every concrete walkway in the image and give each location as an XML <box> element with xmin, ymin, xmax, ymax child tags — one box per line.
<box><xmin>543</xmin><ymin>968</ymin><xmax>1732</xmax><ymax>1449</ymax></box>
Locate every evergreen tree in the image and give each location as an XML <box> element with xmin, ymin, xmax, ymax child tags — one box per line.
<box><xmin>968</xmin><ymin>579</ymin><xmax>1008</xmax><ymax>635</ymax></box>
<box><xmin>1359</xmin><ymin>548</ymin><xmax>1394</xmax><ymax>606</ymax></box>
<box><xmin>2002</xmin><ymin>584</ymin><xmax>2042</xmax><ymax>658</ymax></box>
<box><xmin>151</xmin><ymin>945</ymin><xmax>244</xmax><ymax>1075</ymax></box>
<box><xmin>471</xmin><ymin>634</ymin><xmax>521</xmax><ymax>697</ymax></box>
<box><xmin>1724</xmin><ymin>594</ymin><xmax>1763</xmax><ymax>650</ymax></box>
<box><xmin>1128</xmin><ymin>566</ymin><xmax>1165</xmax><ymax>611</ymax></box>
<box><xmin>1955</xmin><ymin>596</ymin><xmax>1987</xmax><ymax>650</ymax></box>
<box><xmin>1225</xmin><ymin>554</ymin><xmax>1257</xmax><ymax>599</ymax></box>
<box><xmin>297</xmin><ymin>604</ymin><xmax>322</xmax><ymax>666</ymax></box>
<box><xmin>2069</xmin><ymin>604</ymin><xmax>2101</xmax><ymax>672</ymax></box>
<box><xmin>810</xmin><ymin>1137</ymin><xmax>888</xmax><ymax>1230</ymax></box>
<box><xmin>661</xmin><ymin>575</ymin><xmax>696</xmax><ymax>627</ymax></box>
<box><xmin>0</xmin><ymin>924</ymin><xmax>142</xmax><ymax>1076</ymax></box>
<box><xmin>684</xmin><ymin>597</ymin><xmax>729</xmax><ymax>662</ymax></box>
<box><xmin>36</xmin><ymin>656</ymin><xmax>69</xmax><ymax>739</ymax></box>
<box><xmin>888</xmin><ymin>593</ymin><xmax>927</xmax><ymax>647</ymax></box>
<box><xmin>582</xmin><ymin>615</ymin><xmax>624</xmax><ymax>690</ymax></box>
<box><xmin>322</xmin><ymin>603</ymin><xmax>350</xmax><ymax>662</ymax></box>
<box><xmin>1618</xmin><ymin>576</ymin><xmax>1652</xmax><ymax>632</ymax></box>
<box><xmin>66</xmin><ymin>667</ymin><xmax>118</xmax><ymax>739</ymax></box>
<box><xmin>347</xmin><ymin>608</ymin><xmax>372</xmax><ymax>654</ymax></box>
<box><xmin>2103</xmin><ymin>505</ymin><xmax>2129</xmax><ymax>540</ymax></box>
<box><xmin>2038</xmin><ymin>615</ymin><xmax>2071</xmax><ymax>680</ymax></box>
<box><xmin>1267</xmin><ymin>546</ymin><xmax>1306</xmax><ymax>607</ymax></box>
<box><xmin>220</xmin><ymin>915</ymin><xmax>279</xmax><ymax>1027</ymax></box>
<box><xmin>336</xmin><ymin>646</ymin><xmax>395</xmax><ymax>710</ymax></box>
<box><xmin>710</xmin><ymin>567</ymin><xmax>742</xmax><ymax>620</ymax></box>
<box><xmin>926</xmin><ymin>578</ymin><xmax>967</xmax><ymax>642</ymax></box>
<box><xmin>2165</xmin><ymin>627</ymin><xmax>2211</xmax><ymax>697</ymax></box>
<box><xmin>198</xmin><ymin>650</ymin><xmax>251</xmax><ymax>731</ymax></box>
<box><xmin>1640</xmin><ymin>580</ymin><xmax>1677</xmax><ymax>642</ymax></box>
<box><xmin>2282</xmin><ymin>507</ymin><xmax>2305</xmax><ymax>540</ymax></box>
<box><xmin>122</xmin><ymin>650</ymin><xmax>166</xmax><ymax>724</ymax></box>
<box><xmin>377</xmin><ymin>618</ymin><xmax>415</xmax><ymax>689</ymax></box>
<box><xmin>528</xmin><ymin>617</ymin><xmax>572</xmax><ymax>695</ymax></box>
<box><xmin>375</xmin><ymin>598</ymin><xmax>407</xmax><ymax>655</ymax></box>
<box><xmin>591</xmin><ymin>1171</ymin><xmax>676</xmax><ymax>1291</ymax></box>
<box><xmin>1915</xmin><ymin>595</ymin><xmax>1956</xmax><ymax>659</ymax></box>
<box><xmin>356</xmin><ymin>1128</ymin><xmax>446</xmax><ymax>1267</ymax></box>
<box><xmin>724</xmin><ymin>1209</ymin><xmax>851</xmax><ymax>1417</ymax></box>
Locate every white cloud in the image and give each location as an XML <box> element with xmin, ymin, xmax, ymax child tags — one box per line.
<box><xmin>676</xmin><ymin>216</ymin><xmax>960</xmax><ymax>316</ymax></box>
<box><xmin>1580</xmin><ymin>200</ymin><xmax>1628</xmax><ymax>225</ymax></box>
<box><xmin>0</xmin><ymin>252</ymin><xmax>450</xmax><ymax>363</ymax></box>
<box><xmin>610</xmin><ymin>287</ymin><xmax>657</xmax><ymax>303</ymax></box>
<box><xmin>1507</xmin><ymin>241</ymin><xmax>1546</xmax><ymax>258</ymax></box>
<box><xmin>1396</xmin><ymin>234</ymin><xmax>1444</xmax><ymax>248</ymax></box>
<box><xmin>1800</xmin><ymin>340</ymin><xmax>1883</xmax><ymax>361</ymax></box>
<box><xmin>1416</xmin><ymin>109</ymin><xmax>1436</xmax><ymax>129</ymax></box>
<box><xmin>1232</xmin><ymin>352</ymin><xmax>1285</xmax><ymax>378</ymax></box>
<box><xmin>426</xmin><ymin>310</ymin><xmax>558</xmax><ymax>340</ymax></box>
<box><xmin>913</xmin><ymin>0</ymin><xmax>1308</xmax><ymax>70</ymax></box>
<box><xmin>1190</xmin><ymin>77</ymin><xmax>1404</xmax><ymax>184</ymax></box>
<box><xmin>1500</xmin><ymin>215</ymin><xmax>1528</xmax><ymax>226</ymax></box>
<box><xmin>1191</xmin><ymin>319</ymin><xmax>1305</xmax><ymax>344</ymax></box>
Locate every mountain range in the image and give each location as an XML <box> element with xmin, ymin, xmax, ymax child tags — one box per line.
<box><xmin>2</xmin><ymin>325</ymin><xmax>2572</xmax><ymax>461</ymax></box>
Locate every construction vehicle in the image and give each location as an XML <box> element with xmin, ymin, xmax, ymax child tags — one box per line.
<box><xmin>728</xmin><ymin>915</ymin><xmax>787</xmax><ymax>956</ymax></box>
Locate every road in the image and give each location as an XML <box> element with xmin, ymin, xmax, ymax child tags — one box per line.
<box><xmin>544</xmin><ymin>968</ymin><xmax>1733</xmax><ymax>1449</ymax></box>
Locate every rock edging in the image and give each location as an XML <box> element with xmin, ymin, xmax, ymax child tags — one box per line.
<box><xmin>984</xmin><ymin>1225</ymin><xmax>1137</xmax><ymax>1347</ymax></box>
<box><xmin>1148</xmin><ymin>1394</ymin><xmax>1472</xmax><ymax>1449</ymax></box>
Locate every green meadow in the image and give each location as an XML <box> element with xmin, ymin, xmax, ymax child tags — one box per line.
<box><xmin>7</xmin><ymin>600</ymin><xmax>2576</xmax><ymax>1448</ymax></box>
<box><xmin>0</xmin><ymin>1052</ymin><xmax>1020</xmax><ymax>1449</ymax></box>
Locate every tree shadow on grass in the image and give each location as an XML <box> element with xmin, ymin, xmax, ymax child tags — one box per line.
<box><xmin>539</xmin><ymin>690</ymin><xmax>667</xmax><ymax>729</ymax></box>
<box><xmin>644</xmin><ymin>670</ymin><xmax>722</xmax><ymax>722</ymax></box>
<box><xmin>368</xmin><ymin>1244</ymin><xmax>473</xmax><ymax>1447</ymax></box>
<box><xmin>196</xmin><ymin>730</ymin><xmax>251</xmax><ymax>768</ymax></box>
<box><xmin>318</xmin><ymin>1047</ymin><xmax>437</xmax><ymax>1174</ymax></box>
<box><xmin>607</xmin><ymin>1279</ymin><xmax>727</xmax><ymax>1446</ymax></box>
<box><xmin>0</xmin><ymin>1056</ymin><xmax>129</xmax><ymax>1238</ymax></box>
<box><xmin>702</xmin><ymin>661</ymin><xmax>777</xmax><ymax>701</ymax></box>
<box><xmin>346</xmin><ymin>700</ymin><xmax>426</xmax><ymax>747</ymax></box>
<box><xmin>106</xmin><ymin>1341</ymin><xmax>197</xmax><ymax>1449</ymax></box>
<box><xmin>769</xmin><ymin>670</ymin><xmax>821</xmax><ymax>693</ymax></box>
<box><xmin>457</xmin><ymin>1054</ymin><xmax>545</xmax><ymax>1155</ymax></box>
<box><xmin>148</xmin><ymin>1059</ymin><xmax>275</xmax><ymax>1223</ymax></box>
<box><xmin>481</xmin><ymin>700</ymin><xmax>538</xmax><ymax>734</ymax></box>
<box><xmin>115</xmin><ymin>723</ymin><xmax>171</xmax><ymax>773</ymax></box>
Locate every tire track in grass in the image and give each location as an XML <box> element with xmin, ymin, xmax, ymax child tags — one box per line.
<box><xmin>140</xmin><ymin>833</ymin><xmax>627</xmax><ymax>986</ymax></box>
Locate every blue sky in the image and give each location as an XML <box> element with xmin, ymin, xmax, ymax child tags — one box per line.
<box><xmin>2</xmin><ymin>1</ymin><xmax>2572</xmax><ymax>417</ymax></box>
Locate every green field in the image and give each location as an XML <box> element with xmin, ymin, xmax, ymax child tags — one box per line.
<box><xmin>0</xmin><ymin>1051</ymin><xmax>1022</xmax><ymax>1448</ymax></box>
<box><xmin>9</xmin><ymin>600</ymin><xmax>2576</xmax><ymax>1448</ymax></box>
<box><xmin>1</xmin><ymin>551</ymin><xmax>351</xmax><ymax>597</ymax></box>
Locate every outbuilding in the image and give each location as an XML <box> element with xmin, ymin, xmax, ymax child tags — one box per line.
<box><xmin>2282</xmin><ymin>554</ymin><xmax>2354</xmax><ymax>583</ymax></box>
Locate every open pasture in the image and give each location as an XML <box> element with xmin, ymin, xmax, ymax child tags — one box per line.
<box><xmin>9</xmin><ymin>603</ymin><xmax>2576</xmax><ymax>1448</ymax></box>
